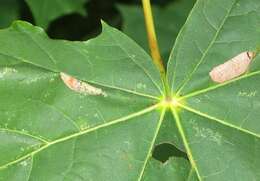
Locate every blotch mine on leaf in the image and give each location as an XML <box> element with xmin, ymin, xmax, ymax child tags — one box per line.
<box><xmin>60</xmin><ymin>72</ymin><xmax>107</xmax><ymax>97</ymax></box>
<box><xmin>209</xmin><ymin>51</ymin><xmax>255</xmax><ymax>83</ymax></box>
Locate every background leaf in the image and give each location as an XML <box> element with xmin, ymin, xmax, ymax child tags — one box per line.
<box><xmin>0</xmin><ymin>0</ymin><xmax>20</xmax><ymax>28</ymax></box>
<box><xmin>119</xmin><ymin>0</ymin><xmax>196</xmax><ymax>64</ymax></box>
<box><xmin>25</xmin><ymin>0</ymin><xmax>88</xmax><ymax>29</ymax></box>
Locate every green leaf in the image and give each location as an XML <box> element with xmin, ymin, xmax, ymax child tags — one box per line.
<box><xmin>118</xmin><ymin>0</ymin><xmax>196</xmax><ymax>63</ymax></box>
<box><xmin>0</xmin><ymin>21</ymin><xmax>166</xmax><ymax>180</ymax></box>
<box><xmin>155</xmin><ymin>111</ymin><xmax>184</xmax><ymax>152</ymax></box>
<box><xmin>0</xmin><ymin>21</ymin><xmax>163</xmax><ymax>97</ymax></box>
<box><xmin>167</xmin><ymin>0</ymin><xmax>260</xmax><ymax>180</ymax></box>
<box><xmin>25</xmin><ymin>0</ymin><xmax>88</xmax><ymax>29</ymax></box>
<box><xmin>1</xmin><ymin>0</ymin><xmax>260</xmax><ymax>179</ymax></box>
<box><xmin>167</xmin><ymin>0</ymin><xmax>260</xmax><ymax>95</ymax></box>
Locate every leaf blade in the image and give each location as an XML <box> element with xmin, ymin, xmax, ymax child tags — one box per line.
<box><xmin>0</xmin><ymin>21</ymin><xmax>163</xmax><ymax>97</ymax></box>
<box><xmin>167</xmin><ymin>0</ymin><xmax>260</xmax><ymax>95</ymax></box>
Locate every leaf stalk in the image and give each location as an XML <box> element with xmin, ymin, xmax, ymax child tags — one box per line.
<box><xmin>142</xmin><ymin>0</ymin><xmax>170</xmax><ymax>97</ymax></box>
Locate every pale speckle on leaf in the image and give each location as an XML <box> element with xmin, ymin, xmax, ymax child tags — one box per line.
<box><xmin>238</xmin><ymin>90</ymin><xmax>257</xmax><ymax>97</ymax></box>
<box><xmin>19</xmin><ymin>160</ymin><xmax>29</xmax><ymax>167</ymax></box>
<box><xmin>136</xmin><ymin>83</ymin><xmax>147</xmax><ymax>89</ymax></box>
<box><xmin>0</xmin><ymin>67</ymin><xmax>18</xmax><ymax>79</ymax></box>
<box><xmin>190</xmin><ymin>119</ymin><xmax>222</xmax><ymax>145</ymax></box>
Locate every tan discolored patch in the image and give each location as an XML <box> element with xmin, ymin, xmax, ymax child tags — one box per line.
<box><xmin>209</xmin><ymin>51</ymin><xmax>255</xmax><ymax>83</ymax></box>
<box><xmin>60</xmin><ymin>72</ymin><xmax>107</xmax><ymax>97</ymax></box>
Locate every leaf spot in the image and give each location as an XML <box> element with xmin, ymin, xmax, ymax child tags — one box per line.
<box><xmin>60</xmin><ymin>72</ymin><xmax>107</xmax><ymax>97</ymax></box>
<box><xmin>209</xmin><ymin>51</ymin><xmax>254</xmax><ymax>83</ymax></box>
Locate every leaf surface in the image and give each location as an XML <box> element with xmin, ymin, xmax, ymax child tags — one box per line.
<box><xmin>1</xmin><ymin>0</ymin><xmax>260</xmax><ymax>180</ymax></box>
<box><xmin>167</xmin><ymin>0</ymin><xmax>260</xmax><ymax>180</ymax></box>
<box><xmin>0</xmin><ymin>21</ymin><xmax>165</xmax><ymax>180</ymax></box>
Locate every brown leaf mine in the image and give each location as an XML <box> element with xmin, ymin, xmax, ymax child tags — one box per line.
<box><xmin>60</xmin><ymin>72</ymin><xmax>107</xmax><ymax>97</ymax></box>
<box><xmin>209</xmin><ymin>51</ymin><xmax>254</xmax><ymax>83</ymax></box>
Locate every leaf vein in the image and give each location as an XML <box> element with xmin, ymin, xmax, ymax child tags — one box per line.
<box><xmin>0</xmin><ymin>128</ymin><xmax>49</xmax><ymax>143</ymax></box>
<box><xmin>179</xmin><ymin>103</ymin><xmax>260</xmax><ymax>139</ymax></box>
<box><xmin>180</xmin><ymin>70</ymin><xmax>260</xmax><ymax>100</ymax></box>
<box><xmin>171</xmin><ymin>107</ymin><xmax>203</xmax><ymax>181</ymax></box>
<box><xmin>137</xmin><ymin>109</ymin><xmax>166</xmax><ymax>181</ymax></box>
<box><xmin>0</xmin><ymin>104</ymin><xmax>159</xmax><ymax>170</ymax></box>
<box><xmin>105</xmin><ymin>27</ymin><xmax>163</xmax><ymax>95</ymax></box>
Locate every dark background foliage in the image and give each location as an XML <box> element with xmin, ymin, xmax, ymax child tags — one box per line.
<box><xmin>0</xmin><ymin>0</ymin><xmax>174</xmax><ymax>40</ymax></box>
